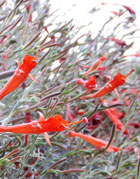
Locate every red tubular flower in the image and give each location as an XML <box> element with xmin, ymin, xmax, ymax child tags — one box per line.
<box><xmin>25</xmin><ymin>112</ymin><xmax>32</xmax><ymax>146</ymax></box>
<box><xmin>77</xmin><ymin>78</ymin><xmax>85</xmax><ymax>85</ymax></box>
<box><xmin>25</xmin><ymin>172</ymin><xmax>32</xmax><ymax>178</ymax></box>
<box><xmin>66</xmin><ymin>103</ymin><xmax>75</xmax><ymax>123</ymax></box>
<box><xmin>101</xmin><ymin>99</ymin><xmax>125</xmax><ymax>118</ymax></box>
<box><xmin>109</xmin><ymin>108</ymin><xmax>124</xmax><ymax>119</ymax></box>
<box><xmin>111</xmin><ymin>38</ymin><xmax>127</xmax><ymax>47</ymax></box>
<box><xmin>97</xmin><ymin>66</ymin><xmax>106</xmax><ymax>71</ymax></box>
<box><xmin>84</xmin><ymin>76</ymin><xmax>96</xmax><ymax>93</ymax></box>
<box><xmin>128</xmin><ymin>122</ymin><xmax>140</xmax><ymax>128</ymax></box>
<box><xmin>25</xmin><ymin>112</ymin><xmax>32</xmax><ymax>123</ymax></box>
<box><xmin>84</xmin><ymin>56</ymin><xmax>106</xmax><ymax>76</ymax></box>
<box><xmin>77</xmin><ymin>76</ymin><xmax>96</xmax><ymax>93</ymax></box>
<box><xmin>129</xmin><ymin>89</ymin><xmax>140</xmax><ymax>94</ymax></box>
<box><xmin>0</xmin><ymin>112</ymin><xmax>86</xmax><ymax>146</ymax></box>
<box><xmin>23</xmin><ymin>167</ymin><xmax>32</xmax><ymax>178</ymax></box>
<box><xmin>105</xmin><ymin>37</ymin><xmax>127</xmax><ymax>47</ymax></box>
<box><xmin>51</xmin><ymin>35</ymin><xmax>55</xmax><ymax>42</ymax></box>
<box><xmin>26</xmin><ymin>4</ymin><xmax>31</xmax><ymax>13</ymax></box>
<box><xmin>123</xmin><ymin>52</ymin><xmax>140</xmax><ymax>58</ymax></box>
<box><xmin>82</xmin><ymin>69</ymin><xmax>134</xmax><ymax>99</ymax></box>
<box><xmin>0</xmin><ymin>35</ymin><xmax>7</xmax><ymax>45</ymax></box>
<box><xmin>15</xmin><ymin>162</ymin><xmax>21</xmax><ymax>168</ymax></box>
<box><xmin>104</xmin><ymin>109</ymin><xmax>128</xmax><ymax>135</ymax></box>
<box><xmin>102</xmin><ymin>3</ymin><xmax>136</xmax><ymax>16</ymax></box>
<box><xmin>124</xmin><ymin>96</ymin><xmax>131</xmax><ymax>107</ymax></box>
<box><xmin>2</xmin><ymin>52</ymin><xmax>7</xmax><ymax>70</ymax></box>
<box><xmin>35</xmin><ymin>166</ymin><xmax>43</xmax><ymax>177</ymax></box>
<box><xmin>29</xmin><ymin>157</ymin><xmax>38</xmax><ymax>165</ymax></box>
<box><xmin>0</xmin><ymin>52</ymin><xmax>40</xmax><ymax>101</ymax></box>
<box><xmin>28</xmin><ymin>13</ymin><xmax>33</xmax><ymax>23</ymax></box>
<box><xmin>59</xmin><ymin>57</ymin><xmax>66</xmax><ymax>63</ymax></box>
<box><xmin>122</xmin><ymin>5</ymin><xmax>136</xmax><ymax>16</ymax></box>
<box><xmin>111</xmin><ymin>11</ymin><xmax>119</xmax><ymax>15</ymax></box>
<box><xmin>69</xmin><ymin>131</ymin><xmax>121</xmax><ymax>152</ymax></box>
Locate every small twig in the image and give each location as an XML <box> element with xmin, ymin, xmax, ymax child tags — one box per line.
<box><xmin>40</xmin><ymin>92</ymin><xmax>61</xmax><ymax>101</ymax></box>
<box><xmin>0</xmin><ymin>70</ymin><xmax>15</xmax><ymax>80</ymax></box>
<box><xmin>38</xmin><ymin>85</ymin><xmax>61</xmax><ymax>97</ymax></box>
<box><xmin>116</xmin><ymin>150</ymin><xmax>123</xmax><ymax>171</ymax></box>
<box><xmin>102</xmin><ymin>124</ymin><xmax>116</xmax><ymax>152</ymax></box>
<box><xmin>48</xmin><ymin>158</ymin><xmax>67</xmax><ymax>170</ymax></box>
<box><xmin>47</xmin><ymin>97</ymin><xmax>59</xmax><ymax>117</ymax></box>
<box><xmin>94</xmin><ymin>124</ymin><xmax>116</xmax><ymax>156</ymax></box>
<box><xmin>51</xmin><ymin>142</ymin><xmax>67</xmax><ymax>150</ymax></box>
<box><xmin>76</xmin><ymin>103</ymin><xmax>100</xmax><ymax>132</ymax></box>
<box><xmin>68</xmin><ymin>92</ymin><xmax>87</xmax><ymax>103</ymax></box>
<box><xmin>40</xmin><ymin>43</ymin><xmax>60</xmax><ymax>51</ymax></box>
<box><xmin>136</xmin><ymin>158</ymin><xmax>140</xmax><ymax>179</ymax></box>
<box><xmin>4</xmin><ymin>149</ymin><xmax>20</xmax><ymax>159</ymax></box>
<box><xmin>7</xmin><ymin>16</ymin><xmax>22</xmax><ymax>32</ymax></box>
<box><xmin>23</xmin><ymin>32</ymin><xmax>41</xmax><ymax>49</ymax></box>
<box><xmin>0</xmin><ymin>0</ymin><xmax>6</xmax><ymax>7</ymax></box>
<box><xmin>8</xmin><ymin>0</ymin><xmax>24</xmax><ymax>17</ymax></box>
<box><xmin>62</xmin><ymin>169</ymin><xmax>86</xmax><ymax>174</ymax></box>
<box><xmin>38</xmin><ymin>50</ymin><xmax>51</xmax><ymax>63</ymax></box>
<box><xmin>87</xmin><ymin>103</ymin><xmax>100</xmax><ymax>118</ymax></box>
<box><xmin>0</xmin><ymin>141</ymin><xmax>12</xmax><ymax>158</ymax></box>
<box><xmin>9</xmin><ymin>156</ymin><xmax>21</xmax><ymax>163</ymax></box>
<box><xmin>21</xmin><ymin>93</ymin><xmax>61</xmax><ymax>112</ymax></box>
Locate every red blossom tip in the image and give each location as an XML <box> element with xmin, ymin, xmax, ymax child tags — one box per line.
<box><xmin>77</xmin><ymin>78</ymin><xmax>85</xmax><ymax>85</ymax></box>
<box><xmin>68</xmin><ymin>118</ymin><xmax>86</xmax><ymax>126</ymax></box>
<box><xmin>100</xmin><ymin>56</ymin><xmax>106</xmax><ymax>62</ymax></box>
<box><xmin>69</xmin><ymin>131</ymin><xmax>75</xmax><ymax>137</ymax></box>
<box><xmin>35</xmin><ymin>49</ymin><xmax>41</xmax><ymax>59</ymax></box>
<box><xmin>126</xmin><ymin>69</ymin><xmax>134</xmax><ymax>78</ymax></box>
<box><xmin>124</xmin><ymin>129</ymin><xmax>129</xmax><ymax>135</ymax></box>
<box><xmin>131</xmin><ymin>68</ymin><xmax>135</xmax><ymax>72</ymax></box>
<box><xmin>44</xmin><ymin>26</ymin><xmax>49</xmax><ymax>33</ymax></box>
<box><xmin>26</xmin><ymin>4</ymin><xmax>31</xmax><ymax>13</ymax></box>
<box><xmin>82</xmin><ymin>117</ymin><xmax>88</xmax><ymax>123</ymax></box>
<box><xmin>101</xmin><ymin>3</ymin><xmax>107</xmax><ymax>5</ymax></box>
<box><xmin>38</xmin><ymin>48</ymin><xmax>41</xmax><ymax>52</ymax></box>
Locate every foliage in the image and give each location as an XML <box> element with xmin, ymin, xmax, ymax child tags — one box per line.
<box><xmin>0</xmin><ymin>0</ymin><xmax>139</xmax><ymax>178</ymax></box>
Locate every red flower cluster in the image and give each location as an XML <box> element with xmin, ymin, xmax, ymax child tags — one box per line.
<box><xmin>82</xmin><ymin>69</ymin><xmax>134</xmax><ymax>99</ymax></box>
